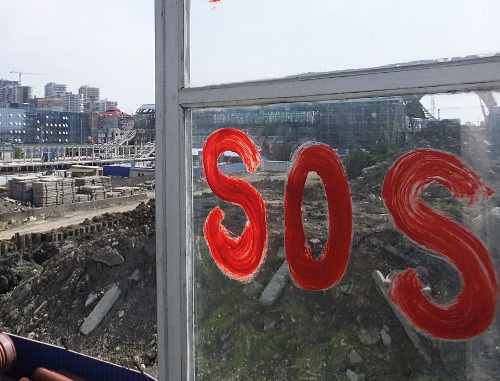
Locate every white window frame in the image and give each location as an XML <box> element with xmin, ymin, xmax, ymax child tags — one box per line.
<box><xmin>155</xmin><ymin>0</ymin><xmax>500</xmax><ymax>380</ymax></box>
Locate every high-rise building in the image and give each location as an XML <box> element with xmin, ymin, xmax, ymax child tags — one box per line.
<box><xmin>78</xmin><ymin>85</ymin><xmax>100</xmax><ymax>101</ymax></box>
<box><xmin>63</xmin><ymin>92</ymin><xmax>83</xmax><ymax>113</ymax></box>
<box><xmin>0</xmin><ymin>85</ymin><xmax>33</xmax><ymax>108</ymax></box>
<box><xmin>44</xmin><ymin>82</ymin><xmax>67</xmax><ymax>98</ymax></box>
<box><xmin>0</xmin><ymin>79</ymin><xmax>19</xmax><ymax>89</ymax></box>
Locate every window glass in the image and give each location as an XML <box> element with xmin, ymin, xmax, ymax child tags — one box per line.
<box><xmin>191</xmin><ymin>90</ymin><xmax>500</xmax><ymax>379</ymax></box>
<box><xmin>189</xmin><ymin>0</ymin><xmax>500</xmax><ymax>86</ymax></box>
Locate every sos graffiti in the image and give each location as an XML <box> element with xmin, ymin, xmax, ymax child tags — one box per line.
<box><xmin>202</xmin><ymin>127</ymin><xmax>498</xmax><ymax>340</ymax></box>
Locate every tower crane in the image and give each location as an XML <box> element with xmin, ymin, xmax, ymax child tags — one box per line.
<box><xmin>9</xmin><ymin>71</ymin><xmax>44</xmax><ymax>85</ymax></box>
<box><xmin>475</xmin><ymin>91</ymin><xmax>498</xmax><ymax>124</ymax></box>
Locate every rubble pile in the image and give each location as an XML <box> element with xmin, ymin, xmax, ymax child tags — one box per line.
<box><xmin>0</xmin><ymin>200</ymin><xmax>157</xmax><ymax>371</ymax></box>
<box><xmin>0</xmin><ymin>199</ymin><xmax>31</xmax><ymax>216</ymax></box>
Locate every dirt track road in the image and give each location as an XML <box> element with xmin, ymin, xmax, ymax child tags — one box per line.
<box><xmin>0</xmin><ymin>196</ymin><xmax>152</xmax><ymax>241</ymax></box>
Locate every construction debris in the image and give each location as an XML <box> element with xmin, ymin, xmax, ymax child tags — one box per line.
<box><xmin>372</xmin><ymin>270</ymin><xmax>432</xmax><ymax>364</ymax></box>
<box><xmin>260</xmin><ymin>260</ymin><xmax>290</xmax><ymax>306</ymax></box>
<box><xmin>0</xmin><ymin>199</ymin><xmax>157</xmax><ymax>368</ymax></box>
<box><xmin>80</xmin><ymin>285</ymin><xmax>122</xmax><ymax>336</ymax></box>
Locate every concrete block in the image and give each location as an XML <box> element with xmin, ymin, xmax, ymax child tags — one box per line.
<box><xmin>260</xmin><ymin>260</ymin><xmax>290</xmax><ymax>306</ymax></box>
<box><xmin>80</xmin><ymin>285</ymin><xmax>121</xmax><ymax>336</ymax></box>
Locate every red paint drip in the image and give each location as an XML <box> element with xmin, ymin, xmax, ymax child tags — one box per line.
<box><xmin>203</xmin><ymin>128</ymin><xmax>267</xmax><ymax>282</ymax></box>
<box><xmin>383</xmin><ymin>149</ymin><xmax>497</xmax><ymax>340</ymax></box>
<box><xmin>284</xmin><ymin>144</ymin><xmax>352</xmax><ymax>290</ymax></box>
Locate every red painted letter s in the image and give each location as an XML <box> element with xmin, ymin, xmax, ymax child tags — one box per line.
<box><xmin>383</xmin><ymin>149</ymin><xmax>497</xmax><ymax>339</ymax></box>
<box><xmin>203</xmin><ymin>128</ymin><xmax>267</xmax><ymax>282</ymax></box>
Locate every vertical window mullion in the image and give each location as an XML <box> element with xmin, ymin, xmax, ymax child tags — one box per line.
<box><xmin>155</xmin><ymin>0</ymin><xmax>188</xmax><ymax>380</ymax></box>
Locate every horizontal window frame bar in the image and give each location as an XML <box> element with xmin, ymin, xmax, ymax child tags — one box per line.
<box><xmin>180</xmin><ymin>55</ymin><xmax>500</xmax><ymax>109</ymax></box>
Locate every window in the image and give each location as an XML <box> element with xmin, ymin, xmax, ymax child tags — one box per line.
<box><xmin>156</xmin><ymin>1</ymin><xmax>500</xmax><ymax>380</ymax></box>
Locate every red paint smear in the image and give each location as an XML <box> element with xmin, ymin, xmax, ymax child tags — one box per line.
<box><xmin>202</xmin><ymin>128</ymin><xmax>267</xmax><ymax>282</ymax></box>
<box><xmin>284</xmin><ymin>144</ymin><xmax>352</xmax><ymax>290</ymax></box>
<box><xmin>382</xmin><ymin>149</ymin><xmax>497</xmax><ymax>340</ymax></box>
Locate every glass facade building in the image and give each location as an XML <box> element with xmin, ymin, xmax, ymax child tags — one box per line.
<box><xmin>0</xmin><ymin>108</ymin><xmax>89</xmax><ymax>145</ymax></box>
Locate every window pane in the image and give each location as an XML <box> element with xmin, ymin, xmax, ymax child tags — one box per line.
<box><xmin>190</xmin><ymin>90</ymin><xmax>500</xmax><ymax>379</ymax></box>
<box><xmin>189</xmin><ymin>1</ymin><xmax>500</xmax><ymax>86</ymax></box>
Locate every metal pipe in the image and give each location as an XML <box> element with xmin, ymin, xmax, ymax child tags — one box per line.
<box><xmin>33</xmin><ymin>368</ymin><xmax>73</xmax><ymax>381</ymax></box>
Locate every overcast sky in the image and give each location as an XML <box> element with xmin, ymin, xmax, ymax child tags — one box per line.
<box><xmin>0</xmin><ymin>0</ymin><xmax>154</xmax><ymax>115</ymax></box>
<box><xmin>1</xmin><ymin>1</ymin><xmax>499</xmax><ymax>121</ymax></box>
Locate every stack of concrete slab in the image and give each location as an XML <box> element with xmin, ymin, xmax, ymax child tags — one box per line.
<box><xmin>32</xmin><ymin>178</ymin><xmax>75</xmax><ymax>207</ymax></box>
<box><xmin>75</xmin><ymin>176</ymin><xmax>112</xmax><ymax>200</ymax></box>
<box><xmin>75</xmin><ymin>176</ymin><xmax>112</xmax><ymax>190</ymax></box>
<box><xmin>112</xmin><ymin>187</ymin><xmax>136</xmax><ymax>196</ymax></box>
<box><xmin>106</xmin><ymin>191</ymin><xmax>123</xmax><ymax>198</ymax></box>
<box><xmin>74</xmin><ymin>193</ymin><xmax>92</xmax><ymax>202</ymax></box>
<box><xmin>9</xmin><ymin>177</ymin><xmax>37</xmax><ymax>203</ymax></box>
<box><xmin>80</xmin><ymin>185</ymin><xmax>106</xmax><ymax>201</ymax></box>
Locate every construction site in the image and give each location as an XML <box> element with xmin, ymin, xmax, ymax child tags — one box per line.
<box><xmin>0</xmin><ymin>93</ymin><xmax>499</xmax><ymax>380</ymax></box>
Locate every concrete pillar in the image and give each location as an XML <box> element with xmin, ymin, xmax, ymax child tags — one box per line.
<box><xmin>15</xmin><ymin>233</ymin><xmax>25</xmax><ymax>250</ymax></box>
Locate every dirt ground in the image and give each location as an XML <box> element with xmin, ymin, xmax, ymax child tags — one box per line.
<box><xmin>0</xmin><ymin>194</ymin><xmax>153</xmax><ymax>240</ymax></box>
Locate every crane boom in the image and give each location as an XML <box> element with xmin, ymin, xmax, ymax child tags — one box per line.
<box><xmin>9</xmin><ymin>71</ymin><xmax>44</xmax><ymax>85</ymax></box>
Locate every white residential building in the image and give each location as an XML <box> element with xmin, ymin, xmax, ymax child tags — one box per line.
<box><xmin>64</xmin><ymin>92</ymin><xmax>83</xmax><ymax>112</ymax></box>
<box><xmin>44</xmin><ymin>82</ymin><xmax>67</xmax><ymax>98</ymax></box>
